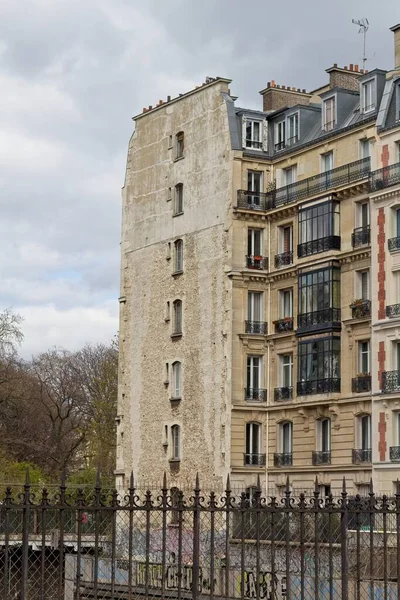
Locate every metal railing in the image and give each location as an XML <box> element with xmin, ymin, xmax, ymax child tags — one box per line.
<box><xmin>274</xmin><ymin>250</ymin><xmax>293</xmax><ymax>268</ymax></box>
<box><xmin>244</xmin><ymin>452</ymin><xmax>266</xmax><ymax>466</ymax></box>
<box><xmin>390</xmin><ymin>445</ymin><xmax>400</xmax><ymax>461</ymax></box>
<box><xmin>386</xmin><ymin>303</ymin><xmax>400</xmax><ymax>318</ymax></box>
<box><xmin>244</xmin><ymin>387</ymin><xmax>267</xmax><ymax>402</ymax></box>
<box><xmin>245</xmin><ymin>139</ymin><xmax>263</xmax><ymax>149</ymax></box>
<box><xmin>2</xmin><ymin>476</ymin><xmax>400</xmax><ymax>599</ymax></box>
<box><xmin>369</xmin><ymin>161</ymin><xmax>400</xmax><ymax>192</ymax></box>
<box><xmin>274</xmin><ymin>386</ymin><xmax>293</xmax><ymax>401</ymax></box>
<box><xmin>297</xmin><ymin>307</ymin><xmax>341</xmax><ymax>331</ymax></box>
<box><xmin>298</xmin><ymin>235</ymin><xmax>341</xmax><ymax>257</ymax></box>
<box><xmin>352</xmin><ymin>225</ymin><xmax>370</xmax><ymax>248</ymax></box>
<box><xmin>274</xmin><ymin>452</ymin><xmax>293</xmax><ymax>467</ymax></box>
<box><xmin>350</xmin><ymin>299</ymin><xmax>371</xmax><ymax>319</ymax></box>
<box><xmin>274</xmin><ymin>317</ymin><xmax>294</xmax><ymax>333</ymax></box>
<box><xmin>246</xmin><ymin>255</ymin><xmax>268</xmax><ymax>270</ymax></box>
<box><xmin>312</xmin><ymin>451</ymin><xmax>331</xmax><ymax>465</ymax></box>
<box><xmin>352</xmin><ymin>375</ymin><xmax>371</xmax><ymax>393</ymax></box>
<box><xmin>297</xmin><ymin>378</ymin><xmax>340</xmax><ymax>395</ymax></box>
<box><xmin>275</xmin><ymin>140</ymin><xmax>285</xmax><ymax>151</ymax></box>
<box><xmin>237</xmin><ymin>191</ymin><xmax>270</xmax><ymax>211</ymax></box>
<box><xmin>388</xmin><ymin>236</ymin><xmax>400</xmax><ymax>252</ymax></box>
<box><xmin>287</xmin><ymin>135</ymin><xmax>299</xmax><ymax>146</ymax></box>
<box><xmin>352</xmin><ymin>448</ymin><xmax>372</xmax><ymax>464</ymax></box>
<box><xmin>245</xmin><ymin>320</ymin><xmax>267</xmax><ymax>335</ymax></box>
<box><xmin>382</xmin><ymin>370</ymin><xmax>400</xmax><ymax>393</ymax></box>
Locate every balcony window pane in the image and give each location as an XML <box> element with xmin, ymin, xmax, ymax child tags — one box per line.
<box><xmin>298</xmin><ymin>200</ymin><xmax>340</xmax><ymax>256</ymax></box>
<box><xmin>298</xmin><ymin>337</ymin><xmax>340</xmax><ymax>388</ymax></box>
<box><xmin>359</xmin><ymin>341</ymin><xmax>370</xmax><ymax>374</ymax></box>
<box><xmin>246</xmin><ymin>422</ymin><xmax>261</xmax><ymax>454</ymax></box>
<box><xmin>281</xmin><ymin>355</ymin><xmax>293</xmax><ymax>387</ymax></box>
<box><xmin>248</xmin><ymin>229</ymin><xmax>262</xmax><ymax>256</ymax></box>
<box><xmin>360</xmin><ymin>415</ymin><xmax>371</xmax><ymax>449</ymax></box>
<box><xmin>248</xmin><ymin>292</ymin><xmax>263</xmax><ymax>321</ymax></box>
<box><xmin>281</xmin><ymin>289</ymin><xmax>293</xmax><ymax>318</ymax></box>
<box><xmin>247</xmin><ymin>356</ymin><xmax>261</xmax><ymax>389</ymax></box>
<box><xmin>281</xmin><ymin>422</ymin><xmax>292</xmax><ymax>454</ymax></box>
<box><xmin>298</xmin><ymin>266</ymin><xmax>341</xmax><ymax>315</ymax></box>
<box><xmin>360</xmin><ymin>270</ymin><xmax>369</xmax><ymax>300</ymax></box>
<box><xmin>396</xmin><ymin>209</ymin><xmax>400</xmax><ymax>238</ymax></box>
<box><xmin>320</xmin><ymin>418</ymin><xmax>331</xmax><ymax>452</ymax></box>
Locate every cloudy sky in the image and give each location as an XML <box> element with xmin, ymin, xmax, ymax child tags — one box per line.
<box><xmin>0</xmin><ymin>0</ymin><xmax>398</xmax><ymax>357</ymax></box>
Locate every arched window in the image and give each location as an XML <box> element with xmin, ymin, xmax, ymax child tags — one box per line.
<box><xmin>174</xmin><ymin>184</ymin><xmax>183</xmax><ymax>215</ymax></box>
<box><xmin>173</xmin><ymin>300</ymin><xmax>182</xmax><ymax>335</ymax></box>
<box><xmin>172</xmin><ymin>362</ymin><xmax>181</xmax><ymax>399</ymax></box>
<box><xmin>245</xmin><ymin>422</ymin><xmax>263</xmax><ymax>465</ymax></box>
<box><xmin>174</xmin><ymin>239</ymin><xmax>183</xmax><ymax>273</ymax></box>
<box><xmin>171</xmin><ymin>425</ymin><xmax>181</xmax><ymax>460</ymax></box>
<box><xmin>176</xmin><ymin>132</ymin><xmax>184</xmax><ymax>159</ymax></box>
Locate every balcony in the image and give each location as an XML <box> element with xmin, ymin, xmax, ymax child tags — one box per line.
<box><xmin>350</xmin><ymin>299</ymin><xmax>371</xmax><ymax>319</ymax></box>
<box><xmin>274</xmin><ymin>251</ymin><xmax>293</xmax><ymax>269</ymax></box>
<box><xmin>388</xmin><ymin>237</ymin><xmax>400</xmax><ymax>252</ymax></box>
<box><xmin>297</xmin><ymin>235</ymin><xmax>341</xmax><ymax>258</ymax></box>
<box><xmin>352</xmin><ymin>375</ymin><xmax>371</xmax><ymax>393</ymax></box>
<box><xmin>369</xmin><ymin>161</ymin><xmax>400</xmax><ymax>193</ymax></box>
<box><xmin>297</xmin><ymin>378</ymin><xmax>340</xmax><ymax>396</ymax></box>
<box><xmin>274</xmin><ymin>317</ymin><xmax>294</xmax><ymax>333</ymax></box>
<box><xmin>274</xmin><ymin>453</ymin><xmax>293</xmax><ymax>467</ymax></box>
<box><xmin>386</xmin><ymin>304</ymin><xmax>400</xmax><ymax>318</ymax></box>
<box><xmin>236</xmin><ymin>157</ymin><xmax>371</xmax><ymax>213</ymax></box>
<box><xmin>245</xmin><ymin>388</ymin><xmax>267</xmax><ymax>402</ymax></box>
<box><xmin>297</xmin><ymin>308</ymin><xmax>341</xmax><ymax>334</ymax></box>
<box><xmin>287</xmin><ymin>135</ymin><xmax>299</xmax><ymax>147</ymax></box>
<box><xmin>274</xmin><ymin>387</ymin><xmax>293</xmax><ymax>401</ymax></box>
<box><xmin>244</xmin><ymin>453</ymin><xmax>266</xmax><ymax>466</ymax></box>
<box><xmin>352</xmin><ymin>225</ymin><xmax>370</xmax><ymax>248</ymax></box>
<box><xmin>245</xmin><ymin>321</ymin><xmax>267</xmax><ymax>335</ymax></box>
<box><xmin>246</xmin><ymin>255</ymin><xmax>268</xmax><ymax>270</ymax></box>
<box><xmin>381</xmin><ymin>370</ymin><xmax>400</xmax><ymax>394</ymax></box>
<box><xmin>352</xmin><ymin>448</ymin><xmax>371</xmax><ymax>464</ymax></box>
<box><xmin>275</xmin><ymin>141</ymin><xmax>285</xmax><ymax>151</ymax></box>
<box><xmin>390</xmin><ymin>446</ymin><xmax>400</xmax><ymax>461</ymax></box>
<box><xmin>312</xmin><ymin>451</ymin><xmax>331</xmax><ymax>466</ymax></box>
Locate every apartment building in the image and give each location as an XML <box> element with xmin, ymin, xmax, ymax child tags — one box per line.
<box><xmin>116</xmin><ymin>25</ymin><xmax>400</xmax><ymax>495</ymax></box>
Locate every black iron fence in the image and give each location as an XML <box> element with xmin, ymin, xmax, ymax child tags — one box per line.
<box><xmin>3</xmin><ymin>474</ymin><xmax>400</xmax><ymax>599</ymax></box>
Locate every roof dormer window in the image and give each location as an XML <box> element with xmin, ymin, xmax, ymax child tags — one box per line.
<box><xmin>361</xmin><ymin>79</ymin><xmax>376</xmax><ymax>113</ymax></box>
<box><xmin>323</xmin><ymin>96</ymin><xmax>336</xmax><ymax>131</ymax></box>
<box><xmin>245</xmin><ymin>120</ymin><xmax>262</xmax><ymax>149</ymax></box>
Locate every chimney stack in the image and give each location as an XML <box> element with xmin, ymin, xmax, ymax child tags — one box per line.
<box><xmin>390</xmin><ymin>24</ymin><xmax>400</xmax><ymax>70</ymax></box>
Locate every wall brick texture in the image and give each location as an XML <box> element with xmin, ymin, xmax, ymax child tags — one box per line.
<box><xmin>378</xmin><ymin>412</ymin><xmax>387</xmax><ymax>461</ymax></box>
<box><xmin>377</xmin><ymin>208</ymin><xmax>386</xmax><ymax>320</ymax></box>
<box><xmin>378</xmin><ymin>341</ymin><xmax>386</xmax><ymax>391</ymax></box>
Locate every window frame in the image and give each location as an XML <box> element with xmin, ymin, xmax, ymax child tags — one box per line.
<box><xmin>357</xmin><ymin>269</ymin><xmax>370</xmax><ymax>300</ymax></box>
<box><xmin>298</xmin><ymin>265</ymin><xmax>341</xmax><ymax>316</ymax></box>
<box><xmin>171</xmin><ymin>361</ymin><xmax>182</xmax><ymax>399</ymax></box>
<box><xmin>361</xmin><ymin>78</ymin><xmax>376</xmax><ymax>114</ymax></box>
<box><xmin>280</xmin><ymin>354</ymin><xmax>293</xmax><ymax>387</ymax></box>
<box><xmin>279</xmin><ymin>288</ymin><xmax>293</xmax><ymax>318</ymax></box>
<box><xmin>275</xmin><ymin>120</ymin><xmax>286</xmax><ymax>150</ymax></box>
<box><xmin>246</xmin><ymin>422</ymin><xmax>262</xmax><ymax>455</ymax></box>
<box><xmin>247</xmin><ymin>228</ymin><xmax>263</xmax><ymax>257</ymax></box>
<box><xmin>175</xmin><ymin>131</ymin><xmax>184</xmax><ymax>159</ymax></box>
<box><xmin>316</xmin><ymin>418</ymin><xmax>331</xmax><ymax>452</ymax></box>
<box><xmin>278</xmin><ymin>224</ymin><xmax>293</xmax><ymax>253</ymax></box>
<box><xmin>321</xmin><ymin>151</ymin><xmax>334</xmax><ymax>173</ymax></box>
<box><xmin>246</xmin><ymin>355</ymin><xmax>263</xmax><ymax>390</ymax></box>
<box><xmin>171</xmin><ymin>425</ymin><xmax>181</xmax><ymax>460</ymax></box>
<box><xmin>323</xmin><ymin>95</ymin><xmax>336</xmax><ymax>131</ymax></box>
<box><xmin>174</xmin><ymin>239</ymin><xmax>183</xmax><ymax>273</ymax></box>
<box><xmin>298</xmin><ymin>199</ymin><xmax>340</xmax><ymax>253</ymax></box>
<box><xmin>172</xmin><ymin>300</ymin><xmax>182</xmax><ymax>336</ymax></box>
<box><xmin>358</xmin><ymin>414</ymin><xmax>371</xmax><ymax>450</ymax></box>
<box><xmin>287</xmin><ymin>113</ymin><xmax>299</xmax><ymax>145</ymax></box>
<box><xmin>283</xmin><ymin>165</ymin><xmax>296</xmax><ymax>186</ymax></box>
<box><xmin>279</xmin><ymin>421</ymin><xmax>293</xmax><ymax>454</ymax></box>
<box><xmin>358</xmin><ymin>340</ymin><xmax>370</xmax><ymax>375</ymax></box>
<box><xmin>245</xmin><ymin>120</ymin><xmax>263</xmax><ymax>150</ymax></box>
<box><xmin>247</xmin><ymin>291</ymin><xmax>264</xmax><ymax>323</ymax></box>
<box><xmin>174</xmin><ymin>184</ymin><xmax>184</xmax><ymax>216</ymax></box>
<box><xmin>359</xmin><ymin>138</ymin><xmax>371</xmax><ymax>160</ymax></box>
<box><xmin>298</xmin><ymin>336</ymin><xmax>341</xmax><ymax>385</ymax></box>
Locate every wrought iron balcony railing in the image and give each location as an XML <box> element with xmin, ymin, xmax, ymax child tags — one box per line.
<box><xmin>274</xmin><ymin>453</ymin><xmax>293</xmax><ymax>467</ymax></box>
<box><xmin>274</xmin><ymin>387</ymin><xmax>293</xmax><ymax>401</ymax></box>
<box><xmin>369</xmin><ymin>161</ymin><xmax>400</xmax><ymax>192</ymax></box>
<box><xmin>237</xmin><ymin>191</ymin><xmax>270</xmax><ymax>211</ymax></box>
<box><xmin>386</xmin><ymin>304</ymin><xmax>400</xmax><ymax>318</ymax></box>
<box><xmin>312</xmin><ymin>451</ymin><xmax>331</xmax><ymax>465</ymax></box>
<box><xmin>244</xmin><ymin>453</ymin><xmax>266</xmax><ymax>466</ymax></box>
<box><xmin>274</xmin><ymin>251</ymin><xmax>293</xmax><ymax>268</ymax></box>
<box><xmin>297</xmin><ymin>308</ymin><xmax>341</xmax><ymax>332</ymax></box>
<box><xmin>246</xmin><ymin>255</ymin><xmax>268</xmax><ymax>270</ymax></box>
<box><xmin>352</xmin><ymin>225</ymin><xmax>370</xmax><ymax>248</ymax></box>
<box><xmin>245</xmin><ymin>139</ymin><xmax>263</xmax><ymax>150</ymax></box>
<box><xmin>245</xmin><ymin>321</ymin><xmax>267</xmax><ymax>335</ymax></box>
<box><xmin>274</xmin><ymin>317</ymin><xmax>294</xmax><ymax>333</ymax></box>
<box><xmin>297</xmin><ymin>235</ymin><xmax>341</xmax><ymax>258</ymax></box>
<box><xmin>297</xmin><ymin>378</ymin><xmax>340</xmax><ymax>396</ymax></box>
<box><xmin>381</xmin><ymin>370</ymin><xmax>400</xmax><ymax>394</ymax></box>
<box><xmin>352</xmin><ymin>448</ymin><xmax>371</xmax><ymax>464</ymax></box>
<box><xmin>390</xmin><ymin>446</ymin><xmax>400</xmax><ymax>461</ymax></box>
<box><xmin>388</xmin><ymin>236</ymin><xmax>400</xmax><ymax>252</ymax></box>
<box><xmin>352</xmin><ymin>375</ymin><xmax>371</xmax><ymax>393</ymax></box>
<box><xmin>275</xmin><ymin>141</ymin><xmax>285</xmax><ymax>151</ymax></box>
<box><xmin>237</xmin><ymin>157</ymin><xmax>371</xmax><ymax>212</ymax></box>
<box><xmin>287</xmin><ymin>135</ymin><xmax>299</xmax><ymax>146</ymax></box>
<box><xmin>350</xmin><ymin>299</ymin><xmax>371</xmax><ymax>319</ymax></box>
<box><xmin>245</xmin><ymin>388</ymin><xmax>267</xmax><ymax>402</ymax></box>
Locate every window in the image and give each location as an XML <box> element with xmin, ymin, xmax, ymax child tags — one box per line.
<box><xmin>171</xmin><ymin>425</ymin><xmax>181</xmax><ymax>460</ymax></box>
<box><xmin>397</xmin><ymin>141</ymin><xmax>400</xmax><ymax>163</ymax></box>
<box><xmin>396</xmin><ymin>208</ymin><xmax>400</xmax><ymax>238</ymax></box>
<box><xmin>395</xmin><ymin>413</ymin><xmax>400</xmax><ymax>446</ymax></box>
<box><xmin>275</xmin><ymin>121</ymin><xmax>286</xmax><ymax>151</ymax></box>
<box><xmin>174</xmin><ymin>184</ymin><xmax>183</xmax><ymax>215</ymax></box>
<box><xmin>358</xmin><ymin>415</ymin><xmax>371</xmax><ymax>450</ymax></box>
<box><xmin>358</xmin><ymin>269</ymin><xmax>370</xmax><ymax>300</ymax></box>
<box><xmin>245</xmin><ymin>120</ymin><xmax>262</xmax><ymax>149</ymax></box>
<box><xmin>279</xmin><ymin>225</ymin><xmax>293</xmax><ymax>253</ymax></box>
<box><xmin>298</xmin><ymin>337</ymin><xmax>341</xmax><ymax>395</ymax></box>
<box><xmin>323</xmin><ymin>97</ymin><xmax>336</xmax><ymax>131</ymax></box>
<box><xmin>397</xmin><ymin>84</ymin><xmax>400</xmax><ymax>121</ymax></box>
<box><xmin>247</xmin><ymin>171</ymin><xmax>263</xmax><ymax>207</ymax></box>
<box><xmin>245</xmin><ymin>422</ymin><xmax>262</xmax><ymax>463</ymax></box>
<box><xmin>172</xmin><ymin>300</ymin><xmax>182</xmax><ymax>335</ymax></box>
<box><xmin>248</xmin><ymin>292</ymin><xmax>263</xmax><ymax>323</ymax></box>
<box><xmin>362</xmin><ymin>79</ymin><xmax>376</xmax><ymax>113</ymax></box>
<box><xmin>280</xmin><ymin>421</ymin><xmax>293</xmax><ymax>454</ymax></box>
<box><xmin>280</xmin><ymin>354</ymin><xmax>293</xmax><ymax>387</ymax></box>
<box><xmin>317</xmin><ymin>418</ymin><xmax>331</xmax><ymax>452</ymax></box>
<box><xmin>280</xmin><ymin>288</ymin><xmax>293</xmax><ymax>318</ymax></box>
<box><xmin>358</xmin><ymin>341</ymin><xmax>370</xmax><ymax>374</ymax></box>
<box><xmin>248</xmin><ymin>228</ymin><xmax>262</xmax><ymax>257</ymax></box>
<box><xmin>359</xmin><ymin>139</ymin><xmax>370</xmax><ymax>159</ymax></box>
<box><xmin>247</xmin><ymin>356</ymin><xmax>262</xmax><ymax>392</ymax></box>
<box><xmin>298</xmin><ymin>200</ymin><xmax>340</xmax><ymax>256</ymax></box>
<box><xmin>171</xmin><ymin>362</ymin><xmax>181</xmax><ymax>399</ymax></box>
<box><xmin>321</xmin><ymin>151</ymin><xmax>334</xmax><ymax>173</ymax></box>
<box><xmin>283</xmin><ymin>166</ymin><xmax>296</xmax><ymax>186</ymax></box>
<box><xmin>174</xmin><ymin>239</ymin><xmax>183</xmax><ymax>273</ymax></box>
<box><xmin>176</xmin><ymin>132</ymin><xmax>184</xmax><ymax>159</ymax></box>
<box><xmin>287</xmin><ymin>113</ymin><xmax>299</xmax><ymax>145</ymax></box>
<box><xmin>358</xmin><ymin>202</ymin><xmax>370</xmax><ymax>228</ymax></box>
<box><xmin>298</xmin><ymin>266</ymin><xmax>341</xmax><ymax>329</ymax></box>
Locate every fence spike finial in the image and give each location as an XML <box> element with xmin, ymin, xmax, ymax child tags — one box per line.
<box><xmin>163</xmin><ymin>471</ymin><xmax>167</xmax><ymax>490</ymax></box>
<box><xmin>25</xmin><ymin>467</ymin><xmax>30</xmax><ymax>486</ymax></box>
<box><xmin>369</xmin><ymin>477</ymin><xmax>374</xmax><ymax>493</ymax></box>
<box><xmin>195</xmin><ymin>472</ymin><xmax>200</xmax><ymax>491</ymax></box>
<box><xmin>285</xmin><ymin>475</ymin><xmax>290</xmax><ymax>493</ymax></box>
<box><xmin>257</xmin><ymin>474</ymin><xmax>261</xmax><ymax>491</ymax></box>
<box><xmin>129</xmin><ymin>471</ymin><xmax>134</xmax><ymax>490</ymax></box>
<box><xmin>226</xmin><ymin>474</ymin><xmax>231</xmax><ymax>493</ymax></box>
<box><xmin>314</xmin><ymin>475</ymin><xmax>319</xmax><ymax>492</ymax></box>
<box><xmin>342</xmin><ymin>476</ymin><xmax>347</xmax><ymax>493</ymax></box>
<box><xmin>396</xmin><ymin>479</ymin><xmax>400</xmax><ymax>495</ymax></box>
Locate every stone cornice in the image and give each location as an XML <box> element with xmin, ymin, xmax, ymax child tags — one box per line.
<box><xmin>371</xmin><ymin>185</ymin><xmax>400</xmax><ymax>203</ymax></box>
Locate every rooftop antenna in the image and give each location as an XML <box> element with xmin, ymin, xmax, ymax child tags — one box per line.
<box><xmin>352</xmin><ymin>18</ymin><xmax>370</xmax><ymax>70</ymax></box>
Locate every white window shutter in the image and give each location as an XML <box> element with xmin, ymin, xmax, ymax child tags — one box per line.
<box><xmin>262</xmin><ymin>120</ymin><xmax>268</xmax><ymax>152</ymax></box>
<box><xmin>242</xmin><ymin>116</ymin><xmax>247</xmax><ymax>148</ymax></box>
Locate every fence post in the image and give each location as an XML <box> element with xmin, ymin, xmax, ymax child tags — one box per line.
<box><xmin>340</xmin><ymin>477</ymin><xmax>349</xmax><ymax>600</ymax></box>
<box><xmin>192</xmin><ymin>473</ymin><xmax>200</xmax><ymax>600</ymax></box>
<box><xmin>20</xmin><ymin>468</ymin><xmax>31</xmax><ymax>600</ymax></box>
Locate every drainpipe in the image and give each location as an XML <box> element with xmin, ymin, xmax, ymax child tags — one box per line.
<box><xmin>265</xmin><ymin>216</ymin><xmax>271</xmax><ymax>494</ymax></box>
